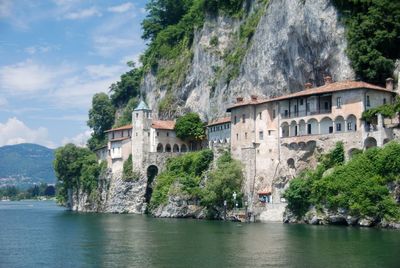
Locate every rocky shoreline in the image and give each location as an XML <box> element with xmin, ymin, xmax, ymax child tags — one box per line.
<box><xmin>283</xmin><ymin>206</ymin><xmax>400</xmax><ymax>229</ymax></box>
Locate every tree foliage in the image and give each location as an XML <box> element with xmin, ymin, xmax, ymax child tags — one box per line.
<box><xmin>149</xmin><ymin>150</ymin><xmax>213</xmax><ymax>210</ymax></box>
<box><xmin>201</xmin><ymin>152</ymin><xmax>244</xmax><ymax>209</ymax></box>
<box><xmin>284</xmin><ymin>141</ymin><xmax>400</xmax><ymax>221</ymax></box>
<box><xmin>109</xmin><ymin>64</ymin><xmax>143</xmax><ymax>108</ymax></box>
<box><xmin>87</xmin><ymin>93</ymin><xmax>115</xmax><ymax>151</ymax></box>
<box><xmin>174</xmin><ymin>112</ymin><xmax>206</xmax><ymax>140</ymax></box>
<box><xmin>333</xmin><ymin>0</ymin><xmax>400</xmax><ymax>84</ymax></box>
<box><xmin>114</xmin><ymin>97</ymin><xmax>139</xmax><ymax>127</ymax></box>
<box><xmin>53</xmin><ymin>144</ymin><xmax>105</xmax><ymax>204</ymax></box>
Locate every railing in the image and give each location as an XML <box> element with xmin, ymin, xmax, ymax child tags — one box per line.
<box><xmin>280</xmin><ymin>109</ymin><xmax>332</xmax><ymax>119</ymax></box>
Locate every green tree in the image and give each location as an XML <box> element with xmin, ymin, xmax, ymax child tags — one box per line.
<box><xmin>202</xmin><ymin>152</ymin><xmax>244</xmax><ymax>209</ymax></box>
<box><xmin>174</xmin><ymin>112</ymin><xmax>205</xmax><ymax>140</ymax></box>
<box><xmin>109</xmin><ymin>64</ymin><xmax>143</xmax><ymax>108</ymax></box>
<box><xmin>87</xmin><ymin>93</ymin><xmax>115</xmax><ymax>151</ymax></box>
<box><xmin>114</xmin><ymin>98</ymin><xmax>139</xmax><ymax>127</ymax></box>
<box><xmin>333</xmin><ymin>0</ymin><xmax>400</xmax><ymax>84</ymax></box>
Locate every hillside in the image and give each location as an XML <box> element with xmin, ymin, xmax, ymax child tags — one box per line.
<box><xmin>0</xmin><ymin>143</ymin><xmax>56</xmax><ymax>188</ymax></box>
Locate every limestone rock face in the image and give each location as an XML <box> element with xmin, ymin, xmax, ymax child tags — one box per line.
<box><xmin>142</xmin><ymin>0</ymin><xmax>354</xmax><ymax>120</ymax></box>
<box><xmin>151</xmin><ymin>193</ymin><xmax>206</xmax><ymax>219</ymax></box>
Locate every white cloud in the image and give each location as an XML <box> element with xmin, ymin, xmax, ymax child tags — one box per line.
<box><xmin>0</xmin><ymin>117</ymin><xmax>55</xmax><ymax>148</ymax></box>
<box><xmin>0</xmin><ymin>59</ymin><xmax>73</xmax><ymax>94</ymax></box>
<box><xmin>62</xmin><ymin>129</ymin><xmax>92</xmax><ymax>147</ymax></box>
<box><xmin>108</xmin><ymin>2</ymin><xmax>134</xmax><ymax>13</ymax></box>
<box><xmin>92</xmin><ymin>36</ymin><xmax>139</xmax><ymax>57</ymax></box>
<box><xmin>85</xmin><ymin>64</ymin><xmax>126</xmax><ymax>79</ymax></box>
<box><xmin>24</xmin><ymin>45</ymin><xmax>56</xmax><ymax>55</ymax></box>
<box><xmin>64</xmin><ymin>7</ymin><xmax>101</xmax><ymax>20</ymax></box>
<box><xmin>0</xmin><ymin>97</ymin><xmax>8</xmax><ymax>108</ymax></box>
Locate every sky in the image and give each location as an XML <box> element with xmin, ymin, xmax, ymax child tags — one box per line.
<box><xmin>0</xmin><ymin>0</ymin><xmax>148</xmax><ymax>148</ymax></box>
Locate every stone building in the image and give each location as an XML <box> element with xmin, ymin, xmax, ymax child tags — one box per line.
<box><xmin>206</xmin><ymin>117</ymin><xmax>231</xmax><ymax>148</ymax></box>
<box><xmin>104</xmin><ymin>124</ymin><xmax>132</xmax><ymax>171</ymax></box>
<box><xmin>227</xmin><ymin>78</ymin><xmax>397</xmax><ymax>219</ymax></box>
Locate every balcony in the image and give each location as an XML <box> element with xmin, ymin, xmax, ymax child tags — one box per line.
<box><xmin>280</xmin><ymin>108</ymin><xmax>332</xmax><ymax>119</ymax></box>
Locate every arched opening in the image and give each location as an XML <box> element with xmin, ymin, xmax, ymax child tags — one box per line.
<box><xmin>298</xmin><ymin>142</ymin><xmax>306</xmax><ymax>150</ymax></box>
<box><xmin>181</xmin><ymin>144</ymin><xmax>188</xmax><ymax>152</ymax></box>
<box><xmin>306</xmin><ymin>140</ymin><xmax>317</xmax><ymax>149</ymax></box>
<box><xmin>335</xmin><ymin>116</ymin><xmax>345</xmax><ymax>133</ymax></box>
<box><xmin>290</xmin><ymin>120</ymin><xmax>298</xmax><ymax>136</ymax></box>
<box><xmin>281</xmin><ymin>122</ymin><xmax>289</xmax><ymax>137</ymax></box>
<box><xmin>306</xmin><ymin>118</ymin><xmax>318</xmax><ymax>135</ymax></box>
<box><xmin>364</xmin><ymin>137</ymin><xmax>377</xmax><ymax>149</ymax></box>
<box><xmin>145</xmin><ymin>165</ymin><xmax>158</xmax><ymax>207</ymax></box>
<box><xmin>346</xmin><ymin>114</ymin><xmax>357</xmax><ymax>132</ymax></box>
<box><xmin>173</xmin><ymin>144</ymin><xmax>179</xmax><ymax>152</ymax></box>
<box><xmin>320</xmin><ymin>117</ymin><xmax>333</xmax><ymax>134</ymax></box>
<box><xmin>287</xmin><ymin>158</ymin><xmax>295</xmax><ymax>169</ymax></box>
<box><xmin>289</xmin><ymin>142</ymin><xmax>298</xmax><ymax>150</ymax></box>
<box><xmin>298</xmin><ymin>120</ymin><xmax>306</xmax><ymax>136</ymax></box>
<box><xmin>165</xmin><ymin>144</ymin><xmax>171</xmax><ymax>152</ymax></box>
<box><xmin>156</xmin><ymin>143</ymin><xmax>163</xmax><ymax>153</ymax></box>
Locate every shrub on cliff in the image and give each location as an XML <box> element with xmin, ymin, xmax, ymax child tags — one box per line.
<box><xmin>149</xmin><ymin>149</ymin><xmax>213</xmax><ymax>210</ymax></box>
<box><xmin>123</xmin><ymin>155</ymin><xmax>141</xmax><ymax>182</ymax></box>
<box><xmin>284</xmin><ymin>141</ymin><xmax>400</xmax><ymax>221</ymax></box>
<box><xmin>174</xmin><ymin>112</ymin><xmax>206</xmax><ymax>141</ymax></box>
<box><xmin>201</xmin><ymin>152</ymin><xmax>244</xmax><ymax>210</ymax></box>
<box><xmin>54</xmin><ymin>144</ymin><xmax>104</xmax><ymax>204</ymax></box>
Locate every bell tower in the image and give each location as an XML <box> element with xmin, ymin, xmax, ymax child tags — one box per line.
<box><xmin>132</xmin><ymin>100</ymin><xmax>152</xmax><ymax>170</ymax></box>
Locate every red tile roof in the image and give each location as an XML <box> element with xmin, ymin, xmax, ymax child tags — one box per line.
<box><xmin>207</xmin><ymin>117</ymin><xmax>231</xmax><ymax>127</ymax></box>
<box><xmin>227</xmin><ymin>80</ymin><xmax>394</xmax><ymax>111</ymax></box>
<box><xmin>104</xmin><ymin>124</ymin><xmax>132</xmax><ymax>133</ymax></box>
<box><xmin>152</xmin><ymin>120</ymin><xmax>175</xmax><ymax>130</ymax></box>
<box><xmin>110</xmin><ymin>137</ymin><xmax>131</xmax><ymax>142</ymax></box>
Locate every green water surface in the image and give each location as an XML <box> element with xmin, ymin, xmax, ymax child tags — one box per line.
<box><xmin>0</xmin><ymin>201</ymin><xmax>399</xmax><ymax>268</ymax></box>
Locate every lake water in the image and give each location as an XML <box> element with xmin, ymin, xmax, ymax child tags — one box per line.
<box><xmin>0</xmin><ymin>201</ymin><xmax>399</xmax><ymax>268</ymax></box>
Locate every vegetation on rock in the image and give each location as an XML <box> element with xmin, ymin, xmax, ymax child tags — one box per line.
<box><xmin>122</xmin><ymin>155</ymin><xmax>141</xmax><ymax>182</ymax></box>
<box><xmin>201</xmin><ymin>152</ymin><xmax>244</xmax><ymax>210</ymax></box>
<box><xmin>361</xmin><ymin>97</ymin><xmax>400</xmax><ymax>122</ymax></box>
<box><xmin>333</xmin><ymin>0</ymin><xmax>400</xmax><ymax>84</ymax></box>
<box><xmin>54</xmin><ymin>144</ymin><xmax>106</xmax><ymax>204</ymax></box>
<box><xmin>149</xmin><ymin>149</ymin><xmax>213</xmax><ymax>210</ymax></box>
<box><xmin>284</xmin><ymin>141</ymin><xmax>400</xmax><ymax>222</ymax></box>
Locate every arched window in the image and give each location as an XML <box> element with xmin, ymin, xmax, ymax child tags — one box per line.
<box><xmin>364</xmin><ymin>137</ymin><xmax>377</xmax><ymax>149</ymax></box>
<box><xmin>156</xmin><ymin>143</ymin><xmax>163</xmax><ymax>153</ymax></box>
<box><xmin>165</xmin><ymin>144</ymin><xmax>171</xmax><ymax>152</ymax></box>
<box><xmin>320</xmin><ymin>117</ymin><xmax>333</xmax><ymax>134</ymax></box>
<box><xmin>181</xmin><ymin>144</ymin><xmax>188</xmax><ymax>152</ymax></box>
<box><xmin>346</xmin><ymin>115</ymin><xmax>357</xmax><ymax>132</ymax></box>
<box><xmin>173</xmin><ymin>144</ymin><xmax>179</xmax><ymax>152</ymax></box>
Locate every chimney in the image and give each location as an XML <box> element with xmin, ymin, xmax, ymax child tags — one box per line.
<box><xmin>386</xmin><ymin>77</ymin><xmax>394</xmax><ymax>91</ymax></box>
<box><xmin>251</xmin><ymin>95</ymin><xmax>258</xmax><ymax>101</ymax></box>
<box><xmin>304</xmin><ymin>83</ymin><xmax>313</xmax><ymax>89</ymax></box>
<box><xmin>236</xmin><ymin>97</ymin><xmax>244</xmax><ymax>103</ymax></box>
<box><xmin>324</xmin><ymin>76</ymin><xmax>333</xmax><ymax>85</ymax></box>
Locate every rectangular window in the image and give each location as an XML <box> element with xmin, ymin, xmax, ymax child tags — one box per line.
<box><xmin>383</xmin><ymin>98</ymin><xmax>387</xmax><ymax>104</ymax></box>
<box><xmin>337</xmin><ymin>97</ymin><xmax>342</xmax><ymax>108</ymax></box>
<box><xmin>227</xmin><ymin>124</ymin><xmax>230</xmax><ymax>129</ymax></box>
<box><xmin>259</xmin><ymin>131</ymin><xmax>264</xmax><ymax>140</ymax></box>
<box><xmin>136</xmin><ymin>113</ymin><xmax>139</xmax><ymax>118</ymax></box>
<box><xmin>121</xmin><ymin>131</ymin><xmax>124</xmax><ymax>137</ymax></box>
<box><xmin>329</xmin><ymin>126</ymin><xmax>333</xmax><ymax>134</ymax></box>
<box><xmin>366</xmin><ymin>95</ymin><xmax>370</xmax><ymax>107</ymax></box>
<box><xmin>307</xmin><ymin>124</ymin><xmax>312</xmax><ymax>134</ymax></box>
<box><xmin>167</xmin><ymin>132</ymin><xmax>169</xmax><ymax>137</ymax></box>
<box><xmin>272</xmin><ymin>109</ymin><xmax>276</xmax><ymax>119</ymax></box>
<box><xmin>242</xmin><ymin>114</ymin><xmax>246</xmax><ymax>123</ymax></box>
<box><xmin>300</xmin><ymin>99</ymin><xmax>304</xmax><ymax>105</ymax></box>
<box><xmin>236</xmin><ymin>133</ymin><xmax>239</xmax><ymax>140</ymax></box>
<box><xmin>245</xmin><ymin>132</ymin><xmax>248</xmax><ymax>139</ymax></box>
<box><xmin>347</xmin><ymin>122</ymin><xmax>352</xmax><ymax>131</ymax></box>
<box><xmin>268</xmin><ymin>130</ymin><xmax>272</xmax><ymax>136</ymax></box>
<box><xmin>234</xmin><ymin>116</ymin><xmax>237</xmax><ymax>124</ymax></box>
<box><xmin>157</xmin><ymin>132</ymin><xmax>159</xmax><ymax>137</ymax></box>
<box><xmin>259</xmin><ymin>112</ymin><xmax>262</xmax><ymax>120</ymax></box>
<box><xmin>336</xmin><ymin>123</ymin><xmax>342</xmax><ymax>132</ymax></box>
<box><xmin>306</xmin><ymin>103</ymin><xmax>310</xmax><ymax>113</ymax></box>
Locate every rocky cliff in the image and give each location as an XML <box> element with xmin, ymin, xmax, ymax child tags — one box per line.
<box><xmin>143</xmin><ymin>0</ymin><xmax>354</xmax><ymax>120</ymax></box>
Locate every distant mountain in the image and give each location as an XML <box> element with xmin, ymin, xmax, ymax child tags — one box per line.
<box><xmin>0</xmin><ymin>143</ymin><xmax>56</xmax><ymax>188</ymax></box>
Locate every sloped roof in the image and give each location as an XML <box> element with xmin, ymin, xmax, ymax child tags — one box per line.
<box><xmin>134</xmin><ymin>100</ymin><xmax>150</xmax><ymax>111</ymax></box>
<box><xmin>227</xmin><ymin>80</ymin><xmax>393</xmax><ymax>111</ymax></box>
<box><xmin>104</xmin><ymin>124</ymin><xmax>132</xmax><ymax>133</ymax></box>
<box><xmin>152</xmin><ymin>120</ymin><xmax>175</xmax><ymax>130</ymax></box>
<box><xmin>207</xmin><ymin>117</ymin><xmax>231</xmax><ymax>127</ymax></box>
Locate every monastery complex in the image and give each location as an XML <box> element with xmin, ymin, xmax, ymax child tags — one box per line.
<box><xmin>98</xmin><ymin>77</ymin><xmax>399</xmax><ymax>220</ymax></box>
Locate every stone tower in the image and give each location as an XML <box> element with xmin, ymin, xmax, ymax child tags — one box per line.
<box><xmin>132</xmin><ymin>100</ymin><xmax>152</xmax><ymax>171</ymax></box>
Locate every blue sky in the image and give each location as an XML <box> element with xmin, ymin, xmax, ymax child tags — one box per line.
<box><xmin>0</xmin><ymin>0</ymin><xmax>148</xmax><ymax>148</ymax></box>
